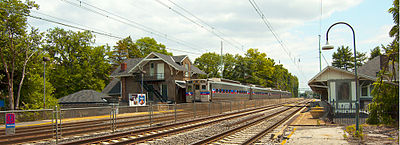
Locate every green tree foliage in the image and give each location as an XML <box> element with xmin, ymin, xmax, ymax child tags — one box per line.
<box><xmin>0</xmin><ymin>0</ymin><xmax>41</xmax><ymax>110</ymax></box>
<box><xmin>194</xmin><ymin>48</ymin><xmax>298</xmax><ymax>97</ymax></box>
<box><xmin>111</xmin><ymin>37</ymin><xmax>131</xmax><ymax>65</ymax></box>
<box><xmin>110</xmin><ymin>36</ymin><xmax>172</xmax><ymax>65</ymax></box>
<box><xmin>43</xmin><ymin>28</ymin><xmax>112</xmax><ymax>99</ymax></box>
<box><xmin>194</xmin><ymin>52</ymin><xmax>221</xmax><ymax>78</ymax></box>
<box><xmin>332</xmin><ymin>45</ymin><xmax>367</xmax><ymax>71</ymax></box>
<box><xmin>369</xmin><ymin>46</ymin><xmax>382</xmax><ymax>60</ymax></box>
<box><xmin>135</xmin><ymin>37</ymin><xmax>172</xmax><ymax>57</ymax></box>
<box><xmin>332</xmin><ymin>46</ymin><xmax>354</xmax><ymax>70</ymax></box>
<box><xmin>367</xmin><ymin>0</ymin><xmax>399</xmax><ymax>125</ymax></box>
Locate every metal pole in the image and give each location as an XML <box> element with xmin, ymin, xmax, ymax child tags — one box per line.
<box><xmin>230</xmin><ymin>101</ymin><xmax>232</xmax><ymax>112</ymax></box>
<box><xmin>141</xmin><ymin>73</ymin><xmax>144</xmax><ymax>94</ymax></box>
<box><xmin>325</xmin><ymin>21</ymin><xmax>359</xmax><ymax>131</ymax></box>
<box><xmin>193</xmin><ymin>101</ymin><xmax>196</xmax><ymax>118</ymax></box>
<box><xmin>174</xmin><ymin>102</ymin><xmax>177</xmax><ymax>123</ymax></box>
<box><xmin>43</xmin><ymin>61</ymin><xmax>46</xmax><ymax>109</ymax></box>
<box><xmin>208</xmin><ymin>102</ymin><xmax>211</xmax><ymax>116</ymax></box>
<box><xmin>55</xmin><ymin>105</ymin><xmax>58</xmax><ymax>144</ymax></box>
<box><xmin>319</xmin><ymin>35</ymin><xmax>322</xmax><ymax>72</ymax></box>
<box><xmin>220</xmin><ymin>41</ymin><xmax>223</xmax><ymax>78</ymax></box>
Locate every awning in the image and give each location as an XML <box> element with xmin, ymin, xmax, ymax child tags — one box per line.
<box><xmin>175</xmin><ymin>80</ymin><xmax>186</xmax><ymax>88</ymax></box>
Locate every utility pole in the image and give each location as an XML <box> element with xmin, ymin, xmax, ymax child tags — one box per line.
<box><xmin>220</xmin><ymin>41</ymin><xmax>223</xmax><ymax>79</ymax></box>
<box><xmin>319</xmin><ymin>35</ymin><xmax>322</xmax><ymax>72</ymax></box>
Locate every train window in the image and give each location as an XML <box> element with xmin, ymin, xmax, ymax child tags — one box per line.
<box><xmin>187</xmin><ymin>86</ymin><xmax>192</xmax><ymax>92</ymax></box>
<box><xmin>201</xmin><ymin>85</ymin><xmax>206</xmax><ymax>90</ymax></box>
<box><xmin>187</xmin><ymin>81</ymin><xmax>193</xmax><ymax>84</ymax></box>
<box><xmin>195</xmin><ymin>84</ymin><xmax>200</xmax><ymax>90</ymax></box>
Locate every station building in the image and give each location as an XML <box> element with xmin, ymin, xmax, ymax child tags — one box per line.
<box><xmin>102</xmin><ymin>52</ymin><xmax>206</xmax><ymax>105</ymax></box>
<box><xmin>308</xmin><ymin>55</ymin><xmax>398</xmax><ymax>111</ymax></box>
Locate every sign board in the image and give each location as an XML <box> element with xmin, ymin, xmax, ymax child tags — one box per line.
<box><xmin>5</xmin><ymin>113</ymin><xmax>15</xmax><ymax>135</ymax></box>
<box><xmin>129</xmin><ymin>93</ymin><xmax>146</xmax><ymax>106</ymax></box>
<box><xmin>0</xmin><ymin>100</ymin><xmax>4</xmax><ymax>107</ymax></box>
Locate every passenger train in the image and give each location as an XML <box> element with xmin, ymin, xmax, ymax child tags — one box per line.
<box><xmin>185</xmin><ymin>78</ymin><xmax>292</xmax><ymax>102</ymax></box>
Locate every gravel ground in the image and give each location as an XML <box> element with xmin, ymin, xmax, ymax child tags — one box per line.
<box><xmin>148</xmin><ymin>107</ymin><xmax>289</xmax><ymax>145</ymax></box>
<box><xmin>346</xmin><ymin>124</ymin><xmax>399</xmax><ymax>145</ymax></box>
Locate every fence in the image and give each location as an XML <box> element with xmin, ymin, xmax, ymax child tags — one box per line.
<box><xmin>0</xmin><ymin>98</ymin><xmax>302</xmax><ymax>143</ymax></box>
<box><xmin>331</xmin><ymin>100</ymin><xmax>369</xmax><ymax>125</ymax></box>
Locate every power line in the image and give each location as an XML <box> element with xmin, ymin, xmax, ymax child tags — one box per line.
<box><xmin>154</xmin><ymin>0</ymin><xmax>245</xmax><ymax>53</ymax></box>
<box><xmin>166</xmin><ymin>0</ymin><xmax>244</xmax><ymax>49</ymax></box>
<box><xmin>61</xmin><ymin>0</ymin><xmax>207</xmax><ymax>52</ymax></box>
<box><xmin>248</xmin><ymin>0</ymin><xmax>307</xmax><ymax>80</ymax></box>
<box><xmin>0</xmin><ymin>6</ymin><xmax>203</xmax><ymax>56</ymax></box>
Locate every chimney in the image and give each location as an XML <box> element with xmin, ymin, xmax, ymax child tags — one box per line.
<box><xmin>121</xmin><ymin>63</ymin><xmax>127</xmax><ymax>71</ymax></box>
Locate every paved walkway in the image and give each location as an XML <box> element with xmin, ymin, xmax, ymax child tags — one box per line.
<box><xmin>284</xmin><ymin>126</ymin><xmax>349</xmax><ymax>145</ymax></box>
<box><xmin>281</xmin><ymin>108</ymin><xmax>349</xmax><ymax>145</ymax></box>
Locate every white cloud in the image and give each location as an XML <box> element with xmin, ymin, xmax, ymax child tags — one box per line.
<box><xmin>27</xmin><ymin>0</ymin><xmax>378</xmax><ymax>90</ymax></box>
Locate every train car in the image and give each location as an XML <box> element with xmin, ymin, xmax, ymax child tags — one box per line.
<box><xmin>210</xmin><ymin>80</ymin><xmax>250</xmax><ymax>101</ymax></box>
<box><xmin>185</xmin><ymin>78</ymin><xmax>292</xmax><ymax>102</ymax></box>
<box><xmin>185</xmin><ymin>79</ymin><xmax>210</xmax><ymax>102</ymax></box>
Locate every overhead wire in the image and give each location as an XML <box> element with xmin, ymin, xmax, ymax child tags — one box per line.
<box><xmin>166</xmin><ymin>0</ymin><xmax>244</xmax><ymax>50</ymax></box>
<box><xmin>60</xmin><ymin>0</ymin><xmax>207</xmax><ymax>52</ymax></box>
<box><xmin>154</xmin><ymin>0</ymin><xmax>246</xmax><ymax>53</ymax></box>
<box><xmin>1</xmin><ymin>7</ymin><xmax>203</xmax><ymax>56</ymax></box>
<box><xmin>248</xmin><ymin>0</ymin><xmax>307</xmax><ymax>81</ymax></box>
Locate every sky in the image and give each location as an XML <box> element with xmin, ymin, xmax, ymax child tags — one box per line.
<box><xmin>27</xmin><ymin>0</ymin><xmax>395</xmax><ymax>91</ymax></box>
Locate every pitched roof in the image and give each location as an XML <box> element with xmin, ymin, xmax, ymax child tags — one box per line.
<box><xmin>172</xmin><ymin>55</ymin><xmax>187</xmax><ymax>63</ymax></box>
<box><xmin>308</xmin><ymin>66</ymin><xmax>376</xmax><ymax>85</ymax></box>
<box><xmin>152</xmin><ymin>52</ymin><xmax>188</xmax><ymax>71</ymax></box>
<box><xmin>102</xmin><ymin>78</ymin><xmax>120</xmax><ymax>95</ymax></box>
<box><xmin>191</xmin><ymin>65</ymin><xmax>206</xmax><ymax>75</ymax></box>
<box><xmin>357</xmin><ymin>55</ymin><xmax>381</xmax><ymax>78</ymax></box>
<box><xmin>110</xmin><ymin>58</ymin><xmax>143</xmax><ymax>77</ymax></box>
<box><xmin>59</xmin><ymin>90</ymin><xmax>110</xmax><ymax>104</ymax></box>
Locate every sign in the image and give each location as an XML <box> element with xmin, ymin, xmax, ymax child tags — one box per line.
<box><xmin>5</xmin><ymin>113</ymin><xmax>15</xmax><ymax>135</ymax></box>
<box><xmin>129</xmin><ymin>94</ymin><xmax>146</xmax><ymax>106</ymax></box>
<box><xmin>0</xmin><ymin>100</ymin><xmax>4</xmax><ymax>107</ymax></box>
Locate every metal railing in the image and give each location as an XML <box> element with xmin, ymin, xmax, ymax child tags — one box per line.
<box><xmin>0</xmin><ymin>98</ymin><xmax>303</xmax><ymax>143</ymax></box>
<box><xmin>331</xmin><ymin>100</ymin><xmax>369</xmax><ymax>125</ymax></box>
<box><xmin>134</xmin><ymin>73</ymin><xmax>165</xmax><ymax>81</ymax></box>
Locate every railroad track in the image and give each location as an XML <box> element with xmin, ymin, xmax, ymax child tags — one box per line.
<box><xmin>0</xmin><ymin>109</ymin><xmax>216</xmax><ymax>144</ymax></box>
<box><xmin>0</xmin><ymin>99</ymin><xmax>304</xmax><ymax>144</ymax></box>
<box><xmin>59</xmin><ymin>103</ymin><xmax>293</xmax><ymax>145</ymax></box>
<box><xmin>191</xmin><ymin>103</ymin><xmax>307</xmax><ymax>145</ymax></box>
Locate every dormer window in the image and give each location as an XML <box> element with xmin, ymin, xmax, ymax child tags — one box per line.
<box><xmin>185</xmin><ymin>63</ymin><xmax>189</xmax><ymax>77</ymax></box>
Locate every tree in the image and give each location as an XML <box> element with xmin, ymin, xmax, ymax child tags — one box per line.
<box><xmin>43</xmin><ymin>28</ymin><xmax>111</xmax><ymax>99</ymax></box>
<box><xmin>111</xmin><ymin>37</ymin><xmax>131</xmax><ymax>65</ymax></box>
<box><xmin>0</xmin><ymin>0</ymin><xmax>39</xmax><ymax>110</ymax></box>
<box><xmin>367</xmin><ymin>0</ymin><xmax>399</xmax><ymax>125</ymax></box>
<box><xmin>356</xmin><ymin>51</ymin><xmax>368</xmax><ymax>67</ymax></box>
<box><xmin>135</xmin><ymin>37</ymin><xmax>172</xmax><ymax>57</ymax></box>
<box><xmin>369</xmin><ymin>46</ymin><xmax>382</xmax><ymax>60</ymax></box>
<box><xmin>194</xmin><ymin>52</ymin><xmax>221</xmax><ymax>78</ymax></box>
<box><xmin>332</xmin><ymin>46</ymin><xmax>354</xmax><ymax>70</ymax></box>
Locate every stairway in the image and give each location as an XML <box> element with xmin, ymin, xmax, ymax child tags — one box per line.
<box><xmin>141</xmin><ymin>82</ymin><xmax>168</xmax><ymax>102</ymax></box>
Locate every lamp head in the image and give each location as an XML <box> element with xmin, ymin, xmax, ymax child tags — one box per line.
<box><xmin>322</xmin><ymin>42</ymin><xmax>334</xmax><ymax>50</ymax></box>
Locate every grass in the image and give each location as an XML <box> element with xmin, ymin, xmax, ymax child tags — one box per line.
<box><xmin>345</xmin><ymin>124</ymin><xmax>364</xmax><ymax>140</ymax></box>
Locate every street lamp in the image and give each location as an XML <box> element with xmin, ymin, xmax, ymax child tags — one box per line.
<box><xmin>43</xmin><ymin>57</ymin><xmax>50</xmax><ymax>109</ymax></box>
<box><xmin>322</xmin><ymin>22</ymin><xmax>360</xmax><ymax>132</ymax></box>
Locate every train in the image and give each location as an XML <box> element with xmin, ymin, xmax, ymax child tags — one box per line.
<box><xmin>185</xmin><ymin>78</ymin><xmax>292</xmax><ymax>102</ymax></box>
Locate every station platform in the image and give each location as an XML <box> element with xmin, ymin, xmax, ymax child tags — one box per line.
<box><xmin>280</xmin><ymin>110</ymin><xmax>349</xmax><ymax>145</ymax></box>
<box><xmin>0</xmin><ymin>109</ymin><xmax>180</xmax><ymax>129</ymax></box>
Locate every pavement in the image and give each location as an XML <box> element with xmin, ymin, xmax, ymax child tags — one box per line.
<box><xmin>281</xmin><ymin>108</ymin><xmax>349</xmax><ymax>145</ymax></box>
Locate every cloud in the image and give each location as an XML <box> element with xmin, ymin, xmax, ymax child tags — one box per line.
<box><xmin>28</xmin><ymin>0</ymin><xmax>370</xmax><ymax>89</ymax></box>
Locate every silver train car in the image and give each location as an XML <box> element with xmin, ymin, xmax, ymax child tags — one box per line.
<box><xmin>185</xmin><ymin>78</ymin><xmax>292</xmax><ymax>102</ymax></box>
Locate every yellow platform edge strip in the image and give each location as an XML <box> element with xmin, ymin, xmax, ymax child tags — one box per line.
<box><xmin>1</xmin><ymin>109</ymin><xmax>184</xmax><ymax>129</ymax></box>
<box><xmin>281</xmin><ymin>127</ymin><xmax>296</xmax><ymax>145</ymax></box>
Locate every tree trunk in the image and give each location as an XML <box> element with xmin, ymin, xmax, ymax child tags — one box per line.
<box><xmin>16</xmin><ymin>51</ymin><xmax>34</xmax><ymax>110</ymax></box>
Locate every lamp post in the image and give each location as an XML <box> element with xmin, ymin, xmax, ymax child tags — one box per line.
<box><xmin>322</xmin><ymin>22</ymin><xmax>359</xmax><ymax>132</ymax></box>
<box><xmin>43</xmin><ymin>57</ymin><xmax>50</xmax><ymax>109</ymax></box>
